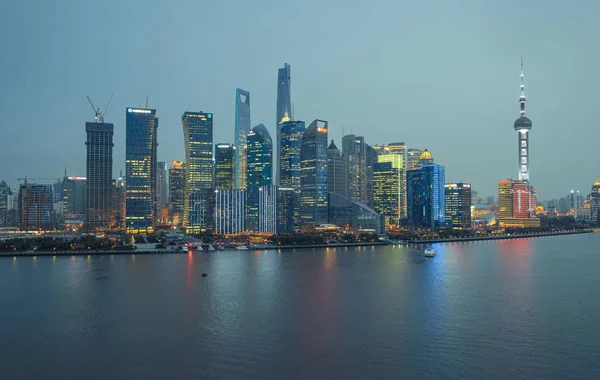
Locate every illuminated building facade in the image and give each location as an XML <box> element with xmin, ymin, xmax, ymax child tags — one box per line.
<box><xmin>18</xmin><ymin>183</ymin><xmax>53</xmax><ymax>231</ymax></box>
<box><xmin>373</xmin><ymin>161</ymin><xmax>399</xmax><ymax>226</ymax></box>
<box><xmin>513</xmin><ymin>181</ymin><xmax>533</xmax><ymax>218</ymax></box>
<box><xmin>125</xmin><ymin>107</ymin><xmax>158</xmax><ymax>234</ymax></box>
<box><xmin>258</xmin><ymin>185</ymin><xmax>277</xmax><ymax>234</ymax></box>
<box><xmin>215</xmin><ymin>143</ymin><xmax>236</xmax><ymax>190</ymax></box>
<box><xmin>327</xmin><ymin>140</ymin><xmax>347</xmax><ymax>197</ymax></box>
<box><xmin>445</xmin><ymin>183</ymin><xmax>471</xmax><ymax>230</ymax></box>
<box><xmin>406</xmin><ymin>148</ymin><xmax>424</xmax><ymax>171</ymax></box>
<box><xmin>182</xmin><ymin>111</ymin><xmax>213</xmax><ymax>234</ymax></box>
<box><xmin>0</xmin><ymin>181</ymin><xmax>12</xmax><ymax>227</ymax></box>
<box><xmin>245</xmin><ymin>124</ymin><xmax>272</xmax><ymax>231</ymax></box>
<box><xmin>497</xmin><ymin>179</ymin><xmax>540</xmax><ymax>228</ymax></box>
<box><xmin>115</xmin><ymin>175</ymin><xmax>125</xmax><ymax>229</ymax></box>
<box><xmin>85</xmin><ymin>121</ymin><xmax>114</xmax><ymax>229</ymax></box>
<box><xmin>235</xmin><ymin>88</ymin><xmax>250</xmax><ymax>189</ymax></box>
<box><xmin>169</xmin><ymin>161</ymin><xmax>185</xmax><ymax>225</ymax></box>
<box><xmin>186</xmin><ymin>188</ymin><xmax>216</xmax><ymax>233</ymax></box>
<box><xmin>277</xmin><ymin>187</ymin><xmax>295</xmax><ymax>233</ymax></box>
<box><xmin>342</xmin><ymin>134</ymin><xmax>368</xmax><ymax>205</ymax></box>
<box><xmin>215</xmin><ymin>189</ymin><xmax>245</xmax><ymax>234</ymax></box>
<box><xmin>300</xmin><ymin>120</ymin><xmax>328</xmax><ymax>228</ymax></box>
<box><xmin>590</xmin><ymin>179</ymin><xmax>600</xmax><ymax>222</ymax></box>
<box><xmin>497</xmin><ymin>180</ymin><xmax>514</xmax><ymax>219</ymax></box>
<box><xmin>276</xmin><ymin>63</ymin><xmax>292</xmax><ymax>185</ymax></box>
<box><xmin>376</xmin><ymin>145</ymin><xmax>406</xmax><ymax>221</ymax></box>
<box><xmin>280</xmin><ymin>120</ymin><xmax>305</xmax><ymax>228</ymax></box>
<box><xmin>156</xmin><ymin>161</ymin><xmax>168</xmax><ymax>222</ymax></box>
<box><xmin>406</xmin><ymin>150</ymin><xmax>445</xmax><ymax>229</ymax></box>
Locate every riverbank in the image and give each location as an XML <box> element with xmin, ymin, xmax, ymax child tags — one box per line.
<box><xmin>404</xmin><ymin>229</ymin><xmax>593</xmax><ymax>245</ymax></box>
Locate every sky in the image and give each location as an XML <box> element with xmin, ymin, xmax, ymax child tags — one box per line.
<box><xmin>1</xmin><ymin>0</ymin><xmax>599</xmax><ymax>200</ymax></box>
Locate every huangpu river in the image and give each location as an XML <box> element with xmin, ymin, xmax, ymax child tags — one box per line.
<box><xmin>1</xmin><ymin>234</ymin><xmax>599</xmax><ymax>379</ymax></box>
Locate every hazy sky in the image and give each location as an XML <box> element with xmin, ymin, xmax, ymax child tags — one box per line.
<box><xmin>1</xmin><ymin>0</ymin><xmax>599</xmax><ymax>199</ymax></box>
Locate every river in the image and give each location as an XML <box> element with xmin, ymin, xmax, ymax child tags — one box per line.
<box><xmin>1</xmin><ymin>233</ymin><xmax>599</xmax><ymax>379</ymax></box>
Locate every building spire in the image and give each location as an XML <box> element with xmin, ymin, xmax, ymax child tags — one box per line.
<box><xmin>519</xmin><ymin>57</ymin><xmax>526</xmax><ymax>117</ymax></box>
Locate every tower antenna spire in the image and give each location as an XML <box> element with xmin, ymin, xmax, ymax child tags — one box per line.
<box><xmin>519</xmin><ymin>57</ymin><xmax>526</xmax><ymax>117</ymax></box>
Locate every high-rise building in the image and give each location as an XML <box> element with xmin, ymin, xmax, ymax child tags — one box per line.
<box><xmin>245</xmin><ymin>124</ymin><xmax>273</xmax><ymax>231</ymax></box>
<box><xmin>513</xmin><ymin>181</ymin><xmax>533</xmax><ymax>218</ymax></box>
<box><xmin>300</xmin><ymin>120</ymin><xmax>328</xmax><ymax>228</ymax></box>
<box><xmin>0</xmin><ymin>181</ymin><xmax>12</xmax><ymax>227</ymax></box>
<box><xmin>182</xmin><ymin>112</ymin><xmax>213</xmax><ymax>234</ymax></box>
<box><xmin>125</xmin><ymin>107</ymin><xmax>158</xmax><ymax>234</ymax></box>
<box><xmin>215</xmin><ymin>189</ymin><xmax>245</xmax><ymax>234</ymax></box>
<box><xmin>373</xmin><ymin>161</ymin><xmax>399</xmax><ymax>228</ymax></box>
<box><xmin>169</xmin><ymin>161</ymin><xmax>185</xmax><ymax>226</ymax></box>
<box><xmin>497</xmin><ymin>179</ymin><xmax>540</xmax><ymax>228</ymax></box>
<box><xmin>18</xmin><ymin>183</ymin><xmax>53</xmax><ymax>231</ymax></box>
<box><xmin>376</xmin><ymin>145</ymin><xmax>406</xmax><ymax>222</ymax></box>
<box><xmin>86</xmin><ymin>120</ymin><xmax>114</xmax><ymax>229</ymax></box>
<box><xmin>186</xmin><ymin>188</ymin><xmax>216</xmax><ymax>233</ymax></box>
<box><xmin>115</xmin><ymin>175</ymin><xmax>125</xmax><ymax>230</ymax></box>
<box><xmin>590</xmin><ymin>179</ymin><xmax>600</xmax><ymax>222</ymax></box>
<box><xmin>364</xmin><ymin>143</ymin><xmax>378</xmax><ymax>209</ymax></box>
<box><xmin>327</xmin><ymin>140</ymin><xmax>347</xmax><ymax>197</ymax></box>
<box><xmin>514</xmin><ymin>58</ymin><xmax>532</xmax><ymax>182</ymax></box>
<box><xmin>62</xmin><ymin>175</ymin><xmax>86</xmax><ymax>218</ymax></box>
<box><xmin>445</xmin><ymin>183</ymin><xmax>472</xmax><ymax>230</ymax></box>
<box><xmin>276</xmin><ymin>63</ymin><xmax>292</xmax><ymax>185</ymax></box>
<box><xmin>407</xmin><ymin>150</ymin><xmax>445</xmax><ymax>229</ymax></box>
<box><xmin>280</xmin><ymin>120</ymin><xmax>305</xmax><ymax>229</ymax></box>
<box><xmin>235</xmin><ymin>88</ymin><xmax>250</xmax><ymax>189</ymax></box>
<box><xmin>156</xmin><ymin>161</ymin><xmax>168</xmax><ymax>222</ymax></box>
<box><xmin>342</xmin><ymin>135</ymin><xmax>368</xmax><ymax>205</ymax></box>
<box><xmin>406</xmin><ymin>149</ymin><xmax>423</xmax><ymax>171</ymax></box>
<box><xmin>497</xmin><ymin>180</ymin><xmax>514</xmax><ymax>220</ymax></box>
<box><xmin>277</xmin><ymin>187</ymin><xmax>295</xmax><ymax>234</ymax></box>
<box><xmin>215</xmin><ymin>143</ymin><xmax>236</xmax><ymax>190</ymax></box>
<box><xmin>258</xmin><ymin>184</ymin><xmax>277</xmax><ymax>234</ymax></box>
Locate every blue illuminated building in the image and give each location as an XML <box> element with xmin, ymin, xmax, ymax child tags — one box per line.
<box><xmin>407</xmin><ymin>149</ymin><xmax>445</xmax><ymax>229</ymax></box>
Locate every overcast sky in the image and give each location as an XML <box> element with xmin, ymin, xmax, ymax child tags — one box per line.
<box><xmin>1</xmin><ymin>0</ymin><xmax>599</xmax><ymax>199</ymax></box>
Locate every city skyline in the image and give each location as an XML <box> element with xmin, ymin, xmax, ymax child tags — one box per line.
<box><xmin>2</xmin><ymin>1</ymin><xmax>600</xmax><ymax>199</ymax></box>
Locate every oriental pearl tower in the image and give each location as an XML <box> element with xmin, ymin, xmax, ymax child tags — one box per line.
<box><xmin>514</xmin><ymin>58</ymin><xmax>532</xmax><ymax>182</ymax></box>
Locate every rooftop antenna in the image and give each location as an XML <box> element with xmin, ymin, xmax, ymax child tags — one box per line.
<box><xmin>145</xmin><ymin>95</ymin><xmax>148</xmax><ymax>109</ymax></box>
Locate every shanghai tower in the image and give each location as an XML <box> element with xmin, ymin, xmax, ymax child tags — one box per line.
<box><xmin>276</xmin><ymin>63</ymin><xmax>291</xmax><ymax>184</ymax></box>
<box><xmin>514</xmin><ymin>58</ymin><xmax>532</xmax><ymax>182</ymax></box>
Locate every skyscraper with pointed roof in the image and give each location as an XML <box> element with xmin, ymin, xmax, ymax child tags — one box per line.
<box><xmin>276</xmin><ymin>63</ymin><xmax>292</xmax><ymax>185</ymax></box>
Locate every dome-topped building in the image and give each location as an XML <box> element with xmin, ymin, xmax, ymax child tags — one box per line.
<box><xmin>419</xmin><ymin>149</ymin><xmax>434</xmax><ymax>164</ymax></box>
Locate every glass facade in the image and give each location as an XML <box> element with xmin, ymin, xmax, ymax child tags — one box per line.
<box><xmin>235</xmin><ymin>88</ymin><xmax>250</xmax><ymax>189</ymax></box>
<box><xmin>182</xmin><ymin>112</ymin><xmax>213</xmax><ymax>234</ymax></box>
<box><xmin>276</xmin><ymin>63</ymin><xmax>291</xmax><ymax>185</ymax></box>
<box><xmin>125</xmin><ymin>108</ymin><xmax>157</xmax><ymax>234</ymax></box>
<box><xmin>215</xmin><ymin>143</ymin><xmax>236</xmax><ymax>190</ymax></box>
<box><xmin>85</xmin><ymin>121</ymin><xmax>113</xmax><ymax>229</ymax></box>
<box><xmin>373</xmin><ymin>161</ymin><xmax>399</xmax><ymax>225</ymax></box>
<box><xmin>63</xmin><ymin>176</ymin><xmax>86</xmax><ymax>218</ymax></box>
<box><xmin>327</xmin><ymin>140</ymin><xmax>347</xmax><ymax>197</ymax></box>
<box><xmin>300</xmin><ymin>120</ymin><xmax>328</xmax><ymax>228</ymax></box>
<box><xmin>245</xmin><ymin>124</ymin><xmax>273</xmax><ymax>231</ymax></box>
<box><xmin>376</xmin><ymin>148</ymin><xmax>405</xmax><ymax>223</ymax></box>
<box><xmin>18</xmin><ymin>183</ymin><xmax>53</xmax><ymax>231</ymax></box>
<box><xmin>277</xmin><ymin>187</ymin><xmax>295</xmax><ymax>234</ymax></box>
<box><xmin>445</xmin><ymin>183</ymin><xmax>471</xmax><ymax>230</ymax></box>
<box><xmin>169</xmin><ymin>161</ymin><xmax>185</xmax><ymax>225</ymax></box>
<box><xmin>407</xmin><ymin>163</ymin><xmax>446</xmax><ymax>229</ymax></box>
<box><xmin>215</xmin><ymin>189</ymin><xmax>245</xmax><ymax>234</ymax></box>
<box><xmin>327</xmin><ymin>193</ymin><xmax>382</xmax><ymax>234</ymax></box>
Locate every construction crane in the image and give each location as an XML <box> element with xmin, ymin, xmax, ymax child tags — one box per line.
<box><xmin>86</xmin><ymin>93</ymin><xmax>114</xmax><ymax>123</ymax></box>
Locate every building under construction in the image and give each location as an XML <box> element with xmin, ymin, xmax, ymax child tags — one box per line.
<box><xmin>18</xmin><ymin>183</ymin><xmax>54</xmax><ymax>231</ymax></box>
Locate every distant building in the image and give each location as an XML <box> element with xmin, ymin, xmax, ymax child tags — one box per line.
<box><xmin>386</xmin><ymin>142</ymin><xmax>407</xmax><ymax>216</ymax></box>
<box><xmin>406</xmin><ymin>150</ymin><xmax>445</xmax><ymax>229</ymax></box>
<box><xmin>115</xmin><ymin>175</ymin><xmax>126</xmax><ymax>230</ymax></box>
<box><xmin>280</xmin><ymin>119</ymin><xmax>305</xmax><ymax>229</ymax></box>
<box><xmin>169</xmin><ymin>161</ymin><xmax>185</xmax><ymax>226</ymax></box>
<box><xmin>328</xmin><ymin>193</ymin><xmax>382</xmax><ymax>234</ymax></box>
<box><xmin>590</xmin><ymin>179</ymin><xmax>600</xmax><ymax>222</ymax></box>
<box><xmin>215</xmin><ymin>143</ymin><xmax>236</xmax><ymax>190</ymax></box>
<box><xmin>300</xmin><ymin>120</ymin><xmax>328</xmax><ymax>228</ymax></box>
<box><xmin>182</xmin><ymin>112</ymin><xmax>213</xmax><ymax>234</ymax></box>
<box><xmin>406</xmin><ymin>149</ymin><xmax>423</xmax><ymax>171</ymax></box>
<box><xmin>373</xmin><ymin>161</ymin><xmax>399</xmax><ymax>228</ymax></box>
<box><xmin>63</xmin><ymin>176</ymin><xmax>86</xmax><ymax>218</ymax></box>
<box><xmin>277</xmin><ymin>187</ymin><xmax>295</xmax><ymax>234</ymax></box>
<box><xmin>235</xmin><ymin>88</ymin><xmax>251</xmax><ymax>189</ymax></box>
<box><xmin>375</xmin><ymin>145</ymin><xmax>405</xmax><ymax>222</ymax></box>
<box><xmin>445</xmin><ymin>183</ymin><xmax>472</xmax><ymax>230</ymax></box>
<box><xmin>327</xmin><ymin>140</ymin><xmax>347</xmax><ymax>197</ymax></box>
<box><xmin>258</xmin><ymin>185</ymin><xmax>277</xmax><ymax>234</ymax></box>
<box><xmin>125</xmin><ymin>107</ymin><xmax>158</xmax><ymax>234</ymax></box>
<box><xmin>342</xmin><ymin>134</ymin><xmax>368</xmax><ymax>205</ymax></box>
<box><xmin>276</xmin><ymin>63</ymin><xmax>292</xmax><ymax>185</ymax></box>
<box><xmin>246</xmin><ymin>124</ymin><xmax>273</xmax><ymax>231</ymax></box>
<box><xmin>0</xmin><ymin>181</ymin><xmax>13</xmax><ymax>227</ymax></box>
<box><xmin>18</xmin><ymin>183</ymin><xmax>53</xmax><ymax>231</ymax></box>
<box><xmin>156</xmin><ymin>161</ymin><xmax>168</xmax><ymax>222</ymax></box>
<box><xmin>215</xmin><ymin>189</ymin><xmax>245</xmax><ymax>234</ymax></box>
<box><xmin>86</xmin><ymin>120</ymin><xmax>114</xmax><ymax>230</ymax></box>
<box><xmin>497</xmin><ymin>180</ymin><xmax>514</xmax><ymax>219</ymax></box>
<box><xmin>186</xmin><ymin>188</ymin><xmax>216</xmax><ymax>233</ymax></box>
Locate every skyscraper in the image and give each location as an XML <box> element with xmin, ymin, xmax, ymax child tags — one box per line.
<box><xmin>387</xmin><ymin>142</ymin><xmax>407</xmax><ymax>217</ymax></box>
<box><xmin>156</xmin><ymin>161</ymin><xmax>168</xmax><ymax>222</ymax></box>
<box><xmin>63</xmin><ymin>175</ymin><xmax>86</xmax><ymax>218</ymax></box>
<box><xmin>115</xmin><ymin>175</ymin><xmax>125</xmax><ymax>230</ymax></box>
<box><xmin>215</xmin><ymin>143</ymin><xmax>236</xmax><ymax>190</ymax></box>
<box><xmin>169</xmin><ymin>161</ymin><xmax>185</xmax><ymax>226</ymax></box>
<box><xmin>407</xmin><ymin>150</ymin><xmax>446</xmax><ymax>229</ymax></box>
<box><xmin>125</xmin><ymin>107</ymin><xmax>158</xmax><ymax>234</ymax></box>
<box><xmin>235</xmin><ymin>88</ymin><xmax>250</xmax><ymax>189</ymax></box>
<box><xmin>277</xmin><ymin>187</ymin><xmax>295</xmax><ymax>234</ymax></box>
<box><xmin>300</xmin><ymin>120</ymin><xmax>328</xmax><ymax>228</ymax></box>
<box><xmin>280</xmin><ymin>120</ymin><xmax>305</xmax><ymax>193</ymax></box>
<box><xmin>590</xmin><ymin>179</ymin><xmax>600</xmax><ymax>222</ymax></box>
<box><xmin>342</xmin><ymin>134</ymin><xmax>368</xmax><ymax>204</ymax></box>
<box><xmin>514</xmin><ymin>58</ymin><xmax>532</xmax><ymax>182</ymax></box>
<box><xmin>85</xmin><ymin>120</ymin><xmax>113</xmax><ymax>230</ymax></box>
<box><xmin>373</xmin><ymin>161</ymin><xmax>399</xmax><ymax>228</ymax></box>
<box><xmin>182</xmin><ymin>112</ymin><xmax>213</xmax><ymax>234</ymax></box>
<box><xmin>327</xmin><ymin>140</ymin><xmax>347</xmax><ymax>197</ymax></box>
<box><xmin>276</xmin><ymin>63</ymin><xmax>292</xmax><ymax>184</ymax></box>
<box><xmin>215</xmin><ymin>189</ymin><xmax>245</xmax><ymax>234</ymax></box>
<box><xmin>406</xmin><ymin>148</ymin><xmax>424</xmax><ymax>171</ymax></box>
<box><xmin>497</xmin><ymin>180</ymin><xmax>514</xmax><ymax>220</ymax></box>
<box><xmin>245</xmin><ymin>124</ymin><xmax>273</xmax><ymax>231</ymax></box>
<box><xmin>445</xmin><ymin>183</ymin><xmax>471</xmax><ymax>230</ymax></box>
<box><xmin>0</xmin><ymin>181</ymin><xmax>13</xmax><ymax>227</ymax></box>
<box><xmin>376</xmin><ymin>145</ymin><xmax>406</xmax><ymax>223</ymax></box>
